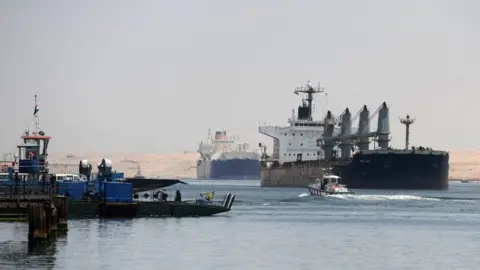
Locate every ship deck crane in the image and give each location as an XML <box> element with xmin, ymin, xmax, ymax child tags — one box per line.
<box><xmin>320</xmin><ymin>102</ymin><xmax>387</xmax><ymax>143</ymax></box>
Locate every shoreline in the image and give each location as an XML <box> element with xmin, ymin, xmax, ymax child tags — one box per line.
<box><xmin>36</xmin><ymin>151</ymin><xmax>480</xmax><ymax>180</ymax></box>
<box><xmin>449</xmin><ymin>179</ymin><xmax>479</xmax><ymax>182</ymax></box>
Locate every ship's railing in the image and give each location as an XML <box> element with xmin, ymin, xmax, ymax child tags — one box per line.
<box><xmin>47</xmin><ymin>164</ymin><xmax>140</xmax><ymax>178</ymax></box>
<box><xmin>261</xmin><ymin>159</ymin><xmax>350</xmax><ymax>169</ymax></box>
<box><xmin>358</xmin><ymin>149</ymin><xmax>447</xmax><ymax>155</ymax></box>
<box><xmin>3</xmin><ymin>163</ymin><xmax>93</xmax><ymax>175</ymax></box>
<box><xmin>47</xmin><ymin>164</ymin><xmax>105</xmax><ymax>176</ymax></box>
<box><xmin>48</xmin><ymin>164</ymin><xmax>102</xmax><ymax>175</ymax></box>
<box><xmin>258</xmin><ymin>126</ymin><xmax>281</xmax><ymax>136</ymax></box>
<box><xmin>48</xmin><ymin>163</ymin><xmax>79</xmax><ymax>174</ymax></box>
<box><xmin>0</xmin><ymin>172</ymin><xmax>57</xmax><ymax>200</ymax></box>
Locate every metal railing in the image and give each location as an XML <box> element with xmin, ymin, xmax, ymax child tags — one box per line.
<box><xmin>48</xmin><ymin>164</ymin><xmax>79</xmax><ymax>174</ymax></box>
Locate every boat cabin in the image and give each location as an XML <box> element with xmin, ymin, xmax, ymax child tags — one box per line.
<box><xmin>323</xmin><ymin>175</ymin><xmax>341</xmax><ymax>185</ymax></box>
<box><xmin>315</xmin><ymin>175</ymin><xmax>343</xmax><ymax>189</ymax></box>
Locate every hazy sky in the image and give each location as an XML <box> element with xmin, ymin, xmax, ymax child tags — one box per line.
<box><xmin>0</xmin><ymin>0</ymin><xmax>479</xmax><ymax>154</ymax></box>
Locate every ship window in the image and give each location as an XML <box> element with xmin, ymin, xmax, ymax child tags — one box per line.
<box><xmin>285</xmin><ymin>133</ymin><xmax>287</xmax><ymax>136</ymax></box>
<box><xmin>293</xmin><ymin>133</ymin><xmax>295</xmax><ymax>136</ymax></box>
<box><xmin>301</xmin><ymin>143</ymin><xmax>303</xmax><ymax>146</ymax></box>
<box><xmin>301</xmin><ymin>134</ymin><xmax>303</xmax><ymax>136</ymax></box>
<box><xmin>289</xmin><ymin>143</ymin><xmax>291</xmax><ymax>146</ymax></box>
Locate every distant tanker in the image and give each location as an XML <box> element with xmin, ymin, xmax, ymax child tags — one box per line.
<box><xmin>196</xmin><ymin>129</ymin><xmax>260</xmax><ymax>180</ymax></box>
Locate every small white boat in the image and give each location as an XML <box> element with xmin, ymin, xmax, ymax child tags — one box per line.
<box><xmin>308</xmin><ymin>174</ymin><xmax>354</xmax><ymax>196</ymax></box>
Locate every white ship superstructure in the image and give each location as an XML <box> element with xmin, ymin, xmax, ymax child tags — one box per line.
<box><xmin>258</xmin><ymin>81</ymin><xmax>341</xmax><ymax>166</ymax></box>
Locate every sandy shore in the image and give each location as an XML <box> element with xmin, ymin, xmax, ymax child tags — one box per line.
<box><xmin>48</xmin><ymin>150</ymin><xmax>479</xmax><ymax>180</ymax></box>
<box><xmin>48</xmin><ymin>152</ymin><xmax>200</xmax><ymax>179</ymax></box>
<box><xmin>449</xmin><ymin>150</ymin><xmax>480</xmax><ymax>181</ymax></box>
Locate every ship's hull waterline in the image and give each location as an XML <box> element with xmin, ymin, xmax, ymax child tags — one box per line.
<box><xmin>261</xmin><ymin>152</ymin><xmax>449</xmax><ymax>190</ymax></box>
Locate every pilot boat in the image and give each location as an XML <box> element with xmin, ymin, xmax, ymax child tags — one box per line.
<box><xmin>308</xmin><ymin>174</ymin><xmax>354</xmax><ymax>196</ymax></box>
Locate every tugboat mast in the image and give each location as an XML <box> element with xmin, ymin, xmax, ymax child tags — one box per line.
<box><xmin>293</xmin><ymin>81</ymin><xmax>326</xmax><ymax>121</ymax></box>
<box><xmin>399</xmin><ymin>114</ymin><xmax>415</xmax><ymax>150</ymax></box>
<box><xmin>33</xmin><ymin>94</ymin><xmax>40</xmax><ymax>135</ymax></box>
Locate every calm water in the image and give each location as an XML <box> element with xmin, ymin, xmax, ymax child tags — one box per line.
<box><xmin>1</xmin><ymin>180</ymin><xmax>480</xmax><ymax>269</ymax></box>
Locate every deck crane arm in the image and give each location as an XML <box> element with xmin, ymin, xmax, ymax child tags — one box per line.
<box><xmin>348</xmin><ymin>103</ymin><xmax>385</xmax><ymax>127</ymax></box>
<box><xmin>324</xmin><ymin>111</ymin><xmax>340</xmax><ymax>125</ymax></box>
<box><xmin>334</xmin><ymin>109</ymin><xmax>350</xmax><ymax>126</ymax></box>
<box><xmin>351</xmin><ymin>107</ymin><xmax>362</xmax><ymax>124</ymax></box>
<box><xmin>368</xmin><ymin>103</ymin><xmax>385</xmax><ymax>122</ymax></box>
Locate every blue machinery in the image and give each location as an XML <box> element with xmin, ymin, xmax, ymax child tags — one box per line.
<box><xmin>3</xmin><ymin>133</ymin><xmax>132</xmax><ymax>203</ymax></box>
<box><xmin>71</xmin><ymin>158</ymin><xmax>133</xmax><ymax>203</ymax></box>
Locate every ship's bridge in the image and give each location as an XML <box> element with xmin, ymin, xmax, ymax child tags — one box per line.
<box><xmin>258</xmin><ymin>80</ymin><xmax>339</xmax><ymax>165</ymax></box>
<box><xmin>259</xmin><ymin>119</ymin><xmax>342</xmax><ymax>165</ymax></box>
<box><xmin>289</xmin><ymin>119</ymin><xmax>325</xmax><ymax>127</ymax></box>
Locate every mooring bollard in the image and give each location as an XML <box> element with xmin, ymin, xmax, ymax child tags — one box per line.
<box><xmin>28</xmin><ymin>204</ymin><xmax>48</xmax><ymax>246</ymax></box>
<box><xmin>55</xmin><ymin>195</ymin><xmax>68</xmax><ymax>232</ymax></box>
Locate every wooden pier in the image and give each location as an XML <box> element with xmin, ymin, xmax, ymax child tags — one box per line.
<box><xmin>26</xmin><ymin>196</ymin><xmax>68</xmax><ymax>245</ymax></box>
<box><xmin>0</xmin><ymin>174</ymin><xmax>69</xmax><ymax>246</ymax></box>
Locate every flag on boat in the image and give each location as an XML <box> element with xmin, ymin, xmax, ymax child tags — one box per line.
<box><xmin>34</xmin><ymin>105</ymin><xmax>39</xmax><ymax>116</ymax></box>
<box><xmin>200</xmin><ymin>191</ymin><xmax>215</xmax><ymax>201</ymax></box>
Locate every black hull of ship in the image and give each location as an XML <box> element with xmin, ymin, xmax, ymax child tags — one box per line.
<box><xmin>332</xmin><ymin>151</ymin><xmax>449</xmax><ymax>190</ymax></box>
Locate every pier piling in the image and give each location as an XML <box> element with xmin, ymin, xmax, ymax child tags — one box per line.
<box><xmin>44</xmin><ymin>202</ymin><xmax>58</xmax><ymax>239</ymax></box>
<box><xmin>28</xmin><ymin>204</ymin><xmax>48</xmax><ymax>245</ymax></box>
<box><xmin>27</xmin><ymin>199</ymin><xmax>67</xmax><ymax>246</ymax></box>
<box><xmin>55</xmin><ymin>195</ymin><xmax>68</xmax><ymax>232</ymax></box>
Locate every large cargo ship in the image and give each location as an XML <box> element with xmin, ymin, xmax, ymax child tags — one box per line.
<box><xmin>258</xmin><ymin>81</ymin><xmax>449</xmax><ymax>189</ymax></box>
<box><xmin>196</xmin><ymin>129</ymin><xmax>260</xmax><ymax>180</ymax></box>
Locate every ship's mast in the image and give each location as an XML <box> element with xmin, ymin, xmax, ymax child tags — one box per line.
<box><xmin>293</xmin><ymin>81</ymin><xmax>326</xmax><ymax>121</ymax></box>
<box><xmin>399</xmin><ymin>114</ymin><xmax>415</xmax><ymax>150</ymax></box>
<box><xmin>135</xmin><ymin>163</ymin><xmax>143</xmax><ymax>178</ymax></box>
<box><xmin>33</xmin><ymin>94</ymin><xmax>40</xmax><ymax>134</ymax></box>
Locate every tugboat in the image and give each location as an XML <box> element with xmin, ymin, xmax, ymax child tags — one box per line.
<box><xmin>307</xmin><ymin>174</ymin><xmax>354</xmax><ymax>196</ymax></box>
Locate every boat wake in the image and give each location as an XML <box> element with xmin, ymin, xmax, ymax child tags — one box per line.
<box><xmin>329</xmin><ymin>194</ymin><xmax>440</xmax><ymax>201</ymax></box>
<box><xmin>298</xmin><ymin>193</ymin><xmax>477</xmax><ymax>203</ymax></box>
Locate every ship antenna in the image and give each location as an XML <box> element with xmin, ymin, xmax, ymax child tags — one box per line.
<box><xmin>293</xmin><ymin>80</ymin><xmax>327</xmax><ymax>121</ymax></box>
<box><xmin>136</xmin><ymin>163</ymin><xmax>143</xmax><ymax>177</ymax></box>
<box><xmin>399</xmin><ymin>114</ymin><xmax>415</xmax><ymax>150</ymax></box>
<box><xmin>33</xmin><ymin>94</ymin><xmax>40</xmax><ymax>134</ymax></box>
